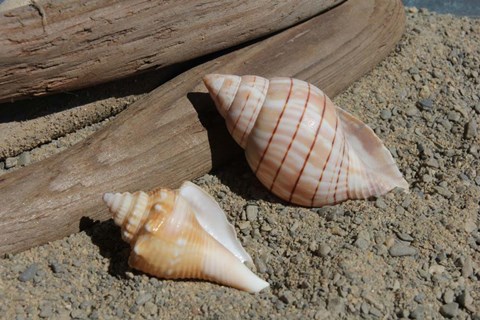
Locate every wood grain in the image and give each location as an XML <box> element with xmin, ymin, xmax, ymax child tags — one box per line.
<box><xmin>0</xmin><ymin>0</ymin><xmax>405</xmax><ymax>254</ymax></box>
<box><xmin>0</xmin><ymin>0</ymin><xmax>342</xmax><ymax>103</ymax></box>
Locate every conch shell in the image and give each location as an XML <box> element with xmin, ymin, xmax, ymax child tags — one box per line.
<box><xmin>103</xmin><ymin>181</ymin><xmax>269</xmax><ymax>293</ymax></box>
<box><xmin>203</xmin><ymin>74</ymin><xmax>408</xmax><ymax>207</ymax></box>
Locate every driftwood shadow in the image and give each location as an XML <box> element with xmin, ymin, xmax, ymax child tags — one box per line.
<box><xmin>0</xmin><ymin>63</ymin><xmax>187</xmax><ymax>123</ymax></box>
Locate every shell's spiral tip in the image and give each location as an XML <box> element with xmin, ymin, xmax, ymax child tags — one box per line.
<box><xmin>103</xmin><ymin>192</ymin><xmax>114</xmax><ymax>204</ymax></box>
<box><xmin>202</xmin><ymin>74</ymin><xmax>224</xmax><ymax>96</ymax></box>
<box><xmin>203</xmin><ymin>74</ymin><xmax>242</xmax><ymax>118</ymax></box>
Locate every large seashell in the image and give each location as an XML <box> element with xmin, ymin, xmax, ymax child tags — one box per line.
<box><xmin>103</xmin><ymin>181</ymin><xmax>269</xmax><ymax>293</ymax></box>
<box><xmin>203</xmin><ymin>74</ymin><xmax>408</xmax><ymax>207</ymax></box>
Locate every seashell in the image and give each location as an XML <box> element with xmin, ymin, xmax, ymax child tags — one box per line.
<box><xmin>203</xmin><ymin>74</ymin><xmax>408</xmax><ymax>207</ymax></box>
<box><xmin>103</xmin><ymin>181</ymin><xmax>269</xmax><ymax>293</ymax></box>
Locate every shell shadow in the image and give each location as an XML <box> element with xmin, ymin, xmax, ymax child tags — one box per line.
<box><xmin>186</xmin><ymin>92</ymin><xmax>244</xmax><ymax>170</ymax></box>
<box><xmin>186</xmin><ymin>92</ymin><xmax>290</xmax><ymax>206</ymax></box>
<box><xmin>80</xmin><ymin>216</ymin><xmax>133</xmax><ymax>279</ymax></box>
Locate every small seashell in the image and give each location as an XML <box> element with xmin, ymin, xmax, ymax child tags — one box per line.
<box><xmin>203</xmin><ymin>74</ymin><xmax>408</xmax><ymax>207</ymax></box>
<box><xmin>103</xmin><ymin>181</ymin><xmax>269</xmax><ymax>293</ymax></box>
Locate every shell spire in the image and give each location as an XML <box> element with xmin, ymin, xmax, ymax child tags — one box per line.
<box><xmin>103</xmin><ymin>181</ymin><xmax>269</xmax><ymax>293</ymax></box>
<box><xmin>203</xmin><ymin>74</ymin><xmax>408</xmax><ymax>207</ymax></box>
<box><xmin>203</xmin><ymin>74</ymin><xmax>269</xmax><ymax>149</ymax></box>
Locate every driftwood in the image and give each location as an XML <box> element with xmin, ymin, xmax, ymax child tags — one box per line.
<box><xmin>0</xmin><ymin>0</ymin><xmax>342</xmax><ymax>103</ymax></box>
<box><xmin>0</xmin><ymin>0</ymin><xmax>405</xmax><ymax>254</ymax></box>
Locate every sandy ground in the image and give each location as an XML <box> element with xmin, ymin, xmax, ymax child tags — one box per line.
<box><xmin>1</xmin><ymin>7</ymin><xmax>479</xmax><ymax>320</ymax></box>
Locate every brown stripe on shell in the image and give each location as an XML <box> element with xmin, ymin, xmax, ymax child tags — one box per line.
<box><xmin>254</xmin><ymin>78</ymin><xmax>293</xmax><ymax>175</ymax></box>
<box><xmin>333</xmin><ymin>136</ymin><xmax>347</xmax><ymax>203</ymax></box>
<box><xmin>240</xmin><ymin>78</ymin><xmax>268</xmax><ymax>147</ymax></box>
<box><xmin>231</xmin><ymin>76</ymin><xmax>255</xmax><ymax>135</ymax></box>
<box><xmin>270</xmin><ymin>82</ymin><xmax>311</xmax><ymax>192</ymax></box>
<box><xmin>325</xmin><ymin>132</ymin><xmax>345</xmax><ymax>204</ymax></box>
<box><xmin>311</xmin><ymin>109</ymin><xmax>339</xmax><ymax>206</ymax></box>
<box><xmin>345</xmin><ymin>141</ymin><xmax>351</xmax><ymax>200</ymax></box>
<box><xmin>289</xmin><ymin>93</ymin><xmax>327</xmax><ymax>203</ymax></box>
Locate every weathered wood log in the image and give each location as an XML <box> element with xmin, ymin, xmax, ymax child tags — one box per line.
<box><xmin>0</xmin><ymin>0</ymin><xmax>342</xmax><ymax>103</ymax></box>
<box><xmin>0</xmin><ymin>0</ymin><xmax>405</xmax><ymax>254</ymax></box>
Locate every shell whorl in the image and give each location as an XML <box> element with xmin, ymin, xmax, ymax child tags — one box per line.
<box><xmin>203</xmin><ymin>74</ymin><xmax>409</xmax><ymax>207</ymax></box>
<box><xmin>103</xmin><ymin>190</ymin><xmax>154</xmax><ymax>243</ymax></box>
<box><xmin>203</xmin><ymin>74</ymin><xmax>269</xmax><ymax>148</ymax></box>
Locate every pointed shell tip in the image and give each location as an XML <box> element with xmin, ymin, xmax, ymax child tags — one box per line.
<box><xmin>103</xmin><ymin>192</ymin><xmax>114</xmax><ymax>204</ymax></box>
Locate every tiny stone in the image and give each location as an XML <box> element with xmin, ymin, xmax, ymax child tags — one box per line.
<box><xmin>72</xmin><ymin>259</ymin><xmax>82</xmax><ymax>267</ymax></box>
<box><xmin>49</xmin><ymin>261</ymin><xmax>64</xmax><ymax>274</ymax></box>
<box><xmin>400</xmin><ymin>309</ymin><xmax>410</xmax><ymax>318</ymax></box>
<box><xmin>135</xmin><ymin>292</ymin><xmax>152</xmax><ymax>306</ymax></box>
<box><xmin>389</xmin><ymin>244</ymin><xmax>417</xmax><ymax>257</ymax></box>
<box><xmin>396</xmin><ymin>232</ymin><xmax>414</xmax><ymax>242</ymax></box>
<box><xmin>457</xmin><ymin>288</ymin><xmax>473</xmax><ymax>309</ymax></box>
<box><xmin>425</xmin><ymin>158</ymin><xmax>439</xmax><ymax>168</ymax></box>
<box><xmin>401</xmin><ymin>198</ymin><xmax>411</xmax><ymax>208</ymax></box>
<box><xmin>464</xmin><ymin>119</ymin><xmax>478</xmax><ymax>139</ymax></box>
<box><xmin>419</xmin><ymin>86</ymin><xmax>431</xmax><ymax>99</ymax></box>
<box><xmin>406</xmin><ymin>106</ymin><xmax>419</xmax><ymax>117</ymax></box>
<box><xmin>410</xmin><ymin>306</ymin><xmax>425</xmax><ymax>320</ymax></box>
<box><xmin>5</xmin><ymin>157</ymin><xmax>17</xmax><ymax>169</ymax></box>
<box><xmin>433</xmin><ymin>186</ymin><xmax>452</xmax><ymax>199</ymax></box>
<box><xmin>254</xmin><ymin>256</ymin><xmax>268</xmax><ymax>274</ymax></box>
<box><xmin>317</xmin><ymin>244</ymin><xmax>331</xmax><ymax>257</ymax></box>
<box><xmin>80</xmin><ymin>301</ymin><xmax>91</xmax><ymax>310</ymax></box>
<box><xmin>125</xmin><ymin>271</ymin><xmax>134</xmax><ymax>279</ymax></box>
<box><xmin>144</xmin><ymin>301</ymin><xmax>157</xmax><ymax>315</ymax></box>
<box><xmin>447</xmin><ymin>111</ymin><xmax>460</xmax><ymax>122</ymax></box>
<box><xmin>39</xmin><ymin>304</ymin><xmax>53</xmax><ymax>318</ymax></box>
<box><xmin>461</xmin><ymin>257</ymin><xmax>473</xmax><ymax>278</ymax></box>
<box><xmin>474</xmin><ymin>104</ymin><xmax>480</xmax><ymax>114</ymax></box>
<box><xmin>330</xmin><ymin>226</ymin><xmax>346</xmax><ymax>236</ymax></box>
<box><xmin>237</xmin><ymin>221</ymin><xmax>251</xmax><ymax>230</ymax></box>
<box><xmin>414</xmin><ymin>292</ymin><xmax>425</xmax><ymax>304</ymax></box>
<box><xmin>18</xmin><ymin>263</ymin><xmax>38</xmax><ymax>282</ymax></box>
<box><xmin>429</xmin><ymin>264</ymin><xmax>445</xmax><ymax>275</ymax></box>
<box><xmin>279</xmin><ymin>290</ymin><xmax>295</xmax><ymax>304</ymax></box>
<box><xmin>465</xmin><ymin>220</ymin><xmax>476</xmax><ymax>233</ymax></box>
<box><xmin>408</xmin><ymin>66</ymin><xmax>419</xmax><ymax>74</ymax></box>
<box><xmin>115</xmin><ymin>307</ymin><xmax>124</xmax><ymax>317</ymax></box>
<box><xmin>443</xmin><ymin>288</ymin><xmax>455</xmax><ymax>304</ymax></box>
<box><xmin>369</xmin><ymin>307</ymin><xmax>382</xmax><ymax>318</ymax></box>
<box><xmin>417</xmin><ymin>99</ymin><xmax>433</xmax><ymax>110</ymax></box>
<box><xmin>17</xmin><ymin>152</ymin><xmax>31</xmax><ymax>166</ymax></box>
<box><xmin>246</xmin><ymin>205</ymin><xmax>258</xmax><ymax>222</ymax></box>
<box><xmin>375</xmin><ymin>198</ymin><xmax>387</xmax><ymax>209</ymax></box>
<box><xmin>408</xmin><ymin>7</ymin><xmax>418</xmax><ymax>13</ymax></box>
<box><xmin>354</xmin><ymin>238</ymin><xmax>370</xmax><ymax>251</ymax></box>
<box><xmin>440</xmin><ymin>303</ymin><xmax>459</xmax><ymax>318</ymax></box>
<box><xmin>385</xmin><ymin>236</ymin><xmax>395</xmax><ymax>248</ymax></box>
<box><xmin>327</xmin><ymin>297</ymin><xmax>345</xmax><ymax>315</ymax></box>
<box><xmin>360</xmin><ymin>302</ymin><xmax>370</xmax><ymax>314</ymax></box>
<box><xmin>432</xmin><ymin>69</ymin><xmax>444</xmax><ymax>79</ymax></box>
<box><xmin>70</xmin><ymin>309</ymin><xmax>87</xmax><ymax>319</ymax></box>
<box><xmin>395</xmin><ymin>206</ymin><xmax>405</xmax><ymax>215</ymax></box>
<box><xmin>380</xmin><ymin>109</ymin><xmax>392</xmax><ymax>120</ymax></box>
<box><xmin>392</xmin><ymin>280</ymin><xmax>400</xmax><ymax>291</ymax></box>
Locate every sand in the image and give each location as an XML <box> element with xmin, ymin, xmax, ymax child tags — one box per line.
<box><xmin>0</xmin><ymin>7</ymin><xmax>479</xmax><ymax>320</ymax></box>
